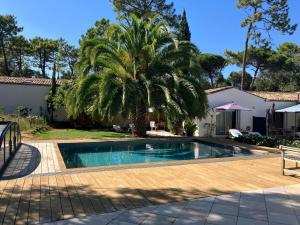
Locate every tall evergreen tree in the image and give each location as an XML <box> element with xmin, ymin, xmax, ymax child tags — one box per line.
<box><xmin>237</xmin><ymin>0</ymin><xmax>297</xmax><ymax>90</ymax></box>
<box><xmin>47</xmin><ymin>72</ymin><xmax>57</xmax><ymax>122</ymax></box>
<box><xmin>178</xmin><ymin>9</ymin><xmax>191</xmax><ymax>41</ymax></box>
<box><xmin>0</xmin><ymin>15</ymin><xmax>23</xmax><ymax>76</ymax></box>
<box><xmin>111</xmin><ymin>0</ymin><xmax>180</xmax><ymax>28</ymax></box>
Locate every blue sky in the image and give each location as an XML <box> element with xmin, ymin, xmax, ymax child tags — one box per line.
<box><xmin>1</xmin><ymin>0</ymin><xmax>299</xmax><ymax>76</ymax></box>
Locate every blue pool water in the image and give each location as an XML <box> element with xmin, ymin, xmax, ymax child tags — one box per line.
<box><xmin>58</xmin><ymin>140</ymin><xmax>251</xmax><ymax>168</ymax></box>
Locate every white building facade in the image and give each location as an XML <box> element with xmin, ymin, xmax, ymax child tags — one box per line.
<box><xmin>196</xmin><ymin>87</ymin><xmax>299</xmax><ymax>137</ymax></box>
<box><xmin>0</xmin><ymin>76</ymin><xmax>67</xmax><ymax>122</ymax></box>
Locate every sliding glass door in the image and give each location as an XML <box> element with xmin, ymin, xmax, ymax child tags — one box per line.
<box><xmin>216</xmin><ymin>111</ymin><xmax>236</xmax><ymax>135</ymax></box>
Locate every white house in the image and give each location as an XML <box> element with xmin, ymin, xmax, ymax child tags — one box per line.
<box><xmin>196</xmin><ymin>87</ymin><xmax>300</xmax><ymax>137</ymax></box>
<box><xmin>0</xmin><ymin>76</ymin><xmax>67</xmax><ymax>122</ymax></box>
<box><xmin>1</xmin><ymin>76</ymin><xmax>299</xmax><ymax>133</ymax></box>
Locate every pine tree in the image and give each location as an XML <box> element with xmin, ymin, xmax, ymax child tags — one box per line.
<box><xmin>51</xmin><ymin>70</ymin><xmax>57</xmax><ymax>96</ymax></box>
<box><xmin>178</xmin><ymin>9</ymin><xmax>191</xmax><ymax>41</ymax></box>
<box><xmin>47</xmin><ymin>71</ymin><xmax>57</xmax><ymax>122</ymax></box>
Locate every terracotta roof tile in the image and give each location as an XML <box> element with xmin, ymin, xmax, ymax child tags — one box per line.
<box><xmin>0</xmin><ymin>76</ymin><xmax>62</xmax><ymax>86</ymax></box>
<box><xmin>205</xmin><ymin>86</ymin><xmax>233</xmax><ymax>94</ymax></box>
<box><xmin>250</xmin><ymin>91</ymin><xmax>300</xmax><ymax>102</ymax></box>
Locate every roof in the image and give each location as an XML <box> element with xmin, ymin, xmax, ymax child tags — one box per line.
<box><xmin>0</xmin><ymin>76</ymin><xmax>62</xmax><ymax>86</ymax></box>
<box><xmin>205</xmin><ymin>86</ymin><xmax>233</xmax><ymax>94</ymax></box>
<box><xmin>250</xmin><ymin>91</ymin><xmax>300</xmax><ymax>102</ymax></box>
<box><xmin>276</xmin><ymin>104</ymin><xmax>300</xmax><ymax>112</ymax></box>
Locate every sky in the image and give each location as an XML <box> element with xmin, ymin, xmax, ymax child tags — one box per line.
<box><xmin>1</xmin><ymin>0</ymin><xmax>300</xmax><ymax>76</ymax></box>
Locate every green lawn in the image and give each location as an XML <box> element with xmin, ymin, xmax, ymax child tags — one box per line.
<box><xmin>30</xmin><ymin>129</ymin><xmax>130</xmax><ymax>140</ymax></box>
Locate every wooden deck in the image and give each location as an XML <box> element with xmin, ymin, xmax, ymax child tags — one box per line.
<box><xmin>0</xmin><ymin>157</ymin><xmax>299</xmax><ymax>224</ymax></box>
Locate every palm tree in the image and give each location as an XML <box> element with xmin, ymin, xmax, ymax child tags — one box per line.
<box><xmin>73</xmin><ymin>14</ymin><xmax>207</xmax><ymax>136</ymax></box>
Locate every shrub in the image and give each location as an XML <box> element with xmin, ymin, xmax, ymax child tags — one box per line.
<box><xmin>16</xmin><ymin>106</ymin><xmax>32</xmax><ymax>117</ymax></box>
<box><xmin>290</xmin><ymin>140</ymin><xmax>300</xmax><ymax>148</ymax></box>
<box><xmin>276</xmin><ymin>138</ymin><xmax>293</xmax><ymax>147</ymax></box>
<box><xmin>167</xmin><ymin>116</ymin><xmax>184</xmax><ymax>135</ymax></box>
<box><xmin>0</xmin><ymin>114</ymin><xmax>48</xmax><ymax>131</ymax></box>
<box><xmin>235</xmin><ymin>134</ymin><xmax>263</xmax><ymax>145</ymax></box>
<box><xmin>235</xmin><ymin>134</ymin><xmax>300</xmax><ymax>149</ymax></box>
<box><xmin>184</xmin><ymin>120</ymin><xmax>197</xmax><ymax>136</ymax></box>
<box><xmin>29</xmin><ymin>115</ymin><xmax>47</xmax><ymax>127</ymax></box>
<box><xmin>257</xmin><ymin>137</ymin><xmax>277</xmax><ymax>147</ymax></box>
<box><xmin>235</xmin><ymin>134</ymin><xmax>277</xmax><ymax>147</ymax></box>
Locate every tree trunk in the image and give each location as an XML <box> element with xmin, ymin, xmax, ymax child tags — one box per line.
<box><xmin>52</xmin><ymin>61</ymin><xmax>56</xmax><ymax>78</ymax></box>
<box><xmin>69</xmin><ymin>63</ymin><xmax>74</xmax><ymax>78</ymax></box>
<box><xmin>0</xmin><ymin>39</ymin><xmax>10</xmax><ymax>76</ymax></box>
<box><xmin>241</xmin><ymin>6</ymin><xmax>256</xmax><ymax>91</ymax></box>
<box><xmin>209</xmin><ymin>73</ymin><xmax>214</xmax><ymax>87</ymax></box>
<box><xmin>250</xmin><ymin>66</ymin><xmax>260</xmax><ymax>90</ymax></box>
<box><xmin>42</xmin><ymin>49</ymin><xmax>46</xmax><ymax>77</ymax></box>
<box><xmin>241</xmin><ymin>23</ymin><xmax>253</xmax><ymax>90</ymax></box>
<box><xmin>17</xmin><ymin>53</ymin><xmax>22</xmax><ymax>74</ymax></box>
<box><xmin>134</xmin><ymin>102</ymin><xmax>147</xmax><ymax>137</ymax></box>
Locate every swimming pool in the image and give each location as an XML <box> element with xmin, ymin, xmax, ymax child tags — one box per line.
<box><xmin>58</xmin><ymin>140</ymin><xmax>252</xmax><ymax>169</ymax></box>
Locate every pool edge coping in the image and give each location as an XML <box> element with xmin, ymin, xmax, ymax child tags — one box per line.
<box><xmin>51</xmin><ymin>137</ymin><xmax>279</xmax><ymax>174</ymax></box>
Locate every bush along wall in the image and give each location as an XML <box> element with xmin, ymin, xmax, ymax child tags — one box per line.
<box><xmin>235</xmin><ymin>134</ymin><xmax>300</xmax><ymax>148</ymax></box>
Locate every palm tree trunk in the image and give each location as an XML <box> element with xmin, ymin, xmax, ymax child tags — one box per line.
<box><xmin>134</xmin><ymin>102</ymin><xmax>147</xmax><ymax>137</ymax></box>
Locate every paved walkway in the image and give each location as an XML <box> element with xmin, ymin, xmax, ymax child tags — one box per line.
<box><xmin>44</xmin><ymin>184</ymin><xmax>300</xmax><ymax>225</ymax></box>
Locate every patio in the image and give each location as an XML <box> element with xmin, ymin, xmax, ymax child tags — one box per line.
<box><xmin>0</xmin><ymin>141</ymin><xmax>300</xmax><ymax>224</ymax></box>
<box><xmin>43</xmin><ymin>184</ymin><xmax>300</xmax><ymax>225</ymax></box>
<box><xmin>271</xmin><ymin>104</ymin><xmax>300</xmax><ymax>137</ymax></box>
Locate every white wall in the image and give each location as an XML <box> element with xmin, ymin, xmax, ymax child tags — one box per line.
<box><xmin>196</xmin><ymin>88</ymin><xmax>296</xmax><ymax>137</ymax></box>
<box><xmin>0</xmin><ymin>83</ymin><xmax>49</xmax><ymax>115</ymax></box>
<box><xmin>0</xmin><ymin>83</ymin><xmax>68</xmax><ymax>122</ymax></box>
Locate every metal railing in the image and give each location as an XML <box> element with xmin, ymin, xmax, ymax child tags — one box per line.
<box><xmin>0</xmin><ymin>121</ymin><xmax>21</xmax><ymax>174</ymax></box>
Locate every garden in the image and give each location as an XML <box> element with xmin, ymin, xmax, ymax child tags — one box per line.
<box><xmin>0</xmin><ymin>109</ymin><xmax>129</xmax><ymax>140</ymax></box>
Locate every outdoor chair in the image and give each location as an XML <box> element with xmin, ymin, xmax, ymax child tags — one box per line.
<box><xmin>128</xmin><ymin>123</ymin><xmax>135</xmax><ymax>135</ymax></box>
<box><xmin>229</xmin><ymin>129</ymin><xmax>262</xmax><ymax>139</ymax></box>
<box><xmin>280</xmin><ymin>145</ymin><xmax>300</xmax><ymax>176</ymax></box>
<box><xmin>228</xmin><ymin>129</ymin><xmax>243</xmax><ymax>138</ymax></box>
<box><xmin>112</xmin><ymin>125</ymin><xmax>122</xmax><ymax>132</ymax></box>
<box><xmin>150</xmin><ymin>121</ymin><xmax>157</xmax><ymax>131</ymax></box>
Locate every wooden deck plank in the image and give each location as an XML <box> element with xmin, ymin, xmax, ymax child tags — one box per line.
<box><xmin>2</xmin><ymin>178</ymin><xmax>25</xmax><ymax>225</ymax></box>
<box><xmin>55</xmin><ymin>175</ymin><xmax>74</xmax><ymax>220</ymax></box>
<box><xmin>39</xmin><ymin>176</ymin><xmax>51</xmax><ymax>223</ymax></box>
<box><xmin>70</xmin><ymin>174</ymin><xmax>97</xmax><ymax>215</ymax></box>
<box><xmin>48</xmin><ymin>176</ymin><xmax>63</xmax><ymax>222</ymax></box>
<box><xmin>62</xmin><ymin>175</ymin><xmax>86</xmax><ymax>217</ymax></box>
<box><xmin>15</xmin><ymin>177</ymin><xmax>33</xmax><ymax>225</ymax></box>
<box><xmin>118</xmin><ymin>170</ymin><xmax>152</xmax><ymax>207</ymax></box>
<box><xmin>0</xmin><ymin>179</ymin><xmax>17</xmax><ymax>224</ymax></box>
<box><xmin>86</xmin><ymin>172</ymin><xmax>126</xmax><ymax>210</ymax></box>
<box><xmin>80</xmin><ymin>174</ymin><xmax>116</xmax><ymax>213</ymax></box>
<box><xmin>70</xmin><ymin>174</ymin><xmax>105</xmax><ymax>214</ymax></box>
<box><xmin>27</xmin><ymin>176</ymin><xmax>41</xmax><ymax>224</ymax></box>
<box><xmin>0</xmin><ymin>157</ymin><xmax>300</xmax><ymax>224</ymax></box>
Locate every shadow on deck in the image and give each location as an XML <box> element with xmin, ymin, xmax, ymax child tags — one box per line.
<box><xmin>0</xmin><ymin>144</ymin><xmax>41</xmax><ymax>180</ymax></box>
